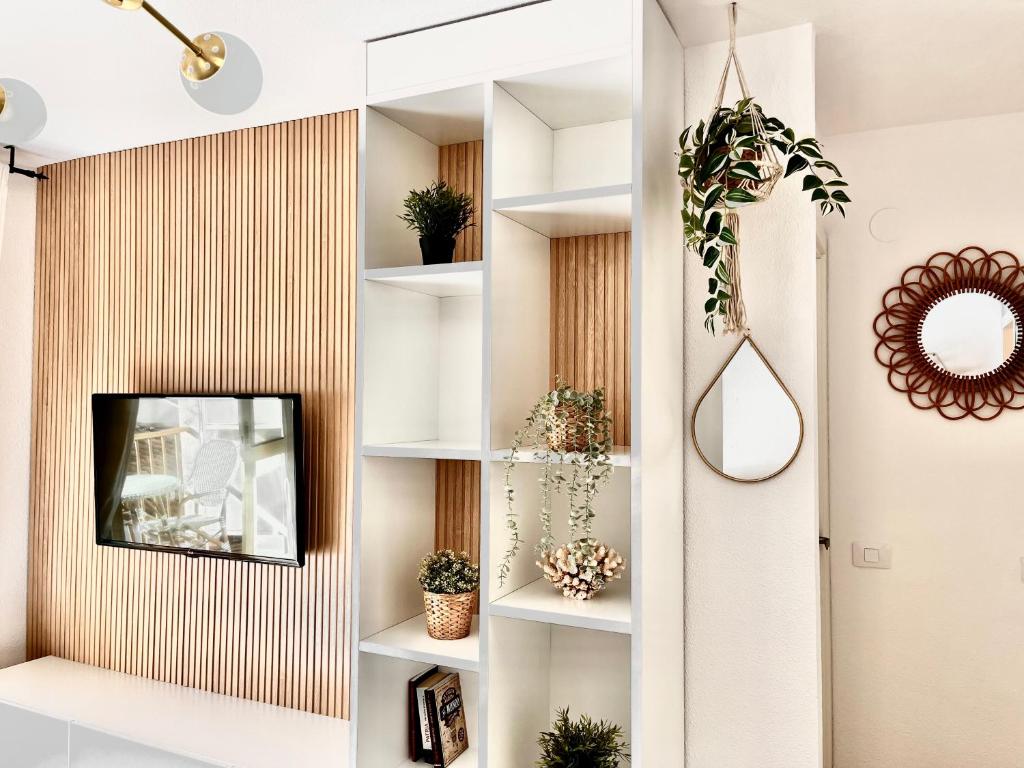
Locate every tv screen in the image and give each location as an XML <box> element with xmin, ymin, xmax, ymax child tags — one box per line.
<box><xmin>92</xmin><ymin>394</ymin><xmax>305</xmax><ymax>567</ymax></box>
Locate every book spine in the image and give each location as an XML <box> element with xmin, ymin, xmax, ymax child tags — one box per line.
<box><xmin>417</xmin><ymin>687</ymin><xmax>433</xmax><ymax>750</ymax></box>
<box><xmin>424</xmin><ymin>688</ymin><xmax>444</xmax><ymax>768</ymax></box>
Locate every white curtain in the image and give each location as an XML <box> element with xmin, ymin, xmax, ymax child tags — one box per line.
<box><xmin>0</xmin><ymin>165</ymin><xmax>9</xmax><ymax>261</ymax></box>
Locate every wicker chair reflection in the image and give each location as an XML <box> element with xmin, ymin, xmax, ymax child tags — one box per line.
<box><xmin>137</xmin><ymin>439</ymin><xmax>239</xmax><ymax>550</ymax></box>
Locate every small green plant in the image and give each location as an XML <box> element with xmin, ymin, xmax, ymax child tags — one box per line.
<box><xmin>399</xmin><ymin>180</ymin><xmax>475</xmax><ymax>240</ymax></box>
<box><xmin>498</xmin><ymin>379</ymin><xmax>614</xmax><ymax>587</ymax></box>
<box><xmin>418</xmin><ymin>550</ymin><xmax>480</xmax><ymax>595</ymax></box>
<box><xmin>678</xmin><ymin>97</ymin><xmax>849</xmax><ymax>333</ymax></box>
<box><xmin>536</xmin><ymin>708</ymin><xmax>630</xmax><ymax>768</ymax></box>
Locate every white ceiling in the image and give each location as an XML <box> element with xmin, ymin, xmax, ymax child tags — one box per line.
<box><xmin>3</xmin><ymin>0</ymin><xmax>1022</xmax><ymax>163</ymax></box>
<box><xmin>662</xmin><ymin>0</ymin><xmax>1024</xmax><ymax>137</ymax></box>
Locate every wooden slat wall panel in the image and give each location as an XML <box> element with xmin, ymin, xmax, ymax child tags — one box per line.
<box><xmin>550</xmin><ymin>232</ymin><xmax>632</xmax><ymax>446</ymax></box>
<box><xmin>26</xmin><ymin>111</ymin><xmax>358</xmax><ymax>720</ymax></box>
<box><xmin>434</xmin><ymin>460</ymin><xmax>481</xmax><ymax>562</ymax></box>
<box><xmin>438</xmin><ymin>141</ymin><xmax>483</xmax><ymax>262</ymax></box>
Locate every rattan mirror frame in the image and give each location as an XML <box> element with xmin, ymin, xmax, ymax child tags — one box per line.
<box><xmin>873</xmin><ymin>246</ymin><xmax>1024</xmax><ymax>421</ymax></box>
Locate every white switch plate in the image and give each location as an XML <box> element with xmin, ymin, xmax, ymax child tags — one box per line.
<box><xmin>852</xmin><ymin>542</ymin><xmax>892</xmax><ymax>569</ymax></box>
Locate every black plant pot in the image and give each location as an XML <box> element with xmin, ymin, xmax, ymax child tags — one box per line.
<box><xmin>419</xmin><ymin>235</ymin><xmax>456</xmax><ymax>265</ymax></box>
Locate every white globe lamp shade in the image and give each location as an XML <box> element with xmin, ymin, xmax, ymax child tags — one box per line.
<box><xmin>0</xmin><ymin>78</ymin><xmax>47</xmax><ymax>145</ymax></box>
<box><xmin>180</xmin><ymin>31</ymin><xmax>262</xmax><ymax>115</ymax></box>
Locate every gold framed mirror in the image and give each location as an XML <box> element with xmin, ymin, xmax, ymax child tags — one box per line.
<box><xmin>691</xmin><ymin>334</ymin><xmax>804</xmax><ymax>482</ymax></box>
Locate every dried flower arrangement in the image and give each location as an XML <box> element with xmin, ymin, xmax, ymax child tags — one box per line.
<box><xmin>418</xmin><ymin>550</ymin><xmax>480</xmax><ymax>641</ymax></box>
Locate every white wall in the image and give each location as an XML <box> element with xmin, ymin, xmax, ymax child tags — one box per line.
<box><xmin>683</xmin><ymin>25</ymin><xmax>821</xmax><ymax>768</ymax></box>
<box><xmin>824</xmin><ymin>111</ymin><xmax>1024</xmax><ymax>767</ymax></box>
<box><xmin>0</xmin><ymin>173</ymin><xmax>36</xmax><ymax>669</ymax></box>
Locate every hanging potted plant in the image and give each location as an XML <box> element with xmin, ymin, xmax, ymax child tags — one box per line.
<box><xmin>399</xmin><ymin>180</ymin><xmax>475</xmax><ymax>265</ymax></box>
<box><xmin>537</xmin><ymin>708</ymin><xmax>630</xmax><ymax>768</ymax></box>
<box><xmin>498</xmin><ymin>379</ymin><xmax>625</xmax><ymax>600</ymax></box>
<box><xmin>418</xmin><ymin>549</ymin><xmax>480</xmax><ymax>641</ymax></box>
<box><xmin>678</xmin><ymin>3</ymin><xmax>850</xmax><ymax>334</ymax></box>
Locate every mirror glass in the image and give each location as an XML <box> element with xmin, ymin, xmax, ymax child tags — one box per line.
<box><xmin>920</xmin><ymin>292</ymin><xmax>1018</xmax><ymax>376</ymax></box>
<box><xmin>693</xmin><ymin>337</ymin><xmax>803</xmax><ymax>482</ymax></box>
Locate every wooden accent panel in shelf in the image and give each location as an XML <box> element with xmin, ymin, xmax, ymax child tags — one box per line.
<box><xmin>27</xmin><ymin>112</ymin><xmax>358</xmax><ymax>719</ymax></box>
<box><xmin>550</xmin><ymin>232</ymin><xmax>632</xmax><ymax>446</ymax></box>
<box><xmin>438</xmin><ymin>140</ymin><xmax>483</xmax><ymax>262</ymax></box>
<box><xmin>434</xmin><ymin>460</ymin><xmax>480</xmax><ymax>563</ymax></box>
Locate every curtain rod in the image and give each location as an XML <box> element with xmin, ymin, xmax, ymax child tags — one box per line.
<box><xmin>5</xmin><ymin>146</ymin><xmax>48</xmax><ymax>181</ymax></box>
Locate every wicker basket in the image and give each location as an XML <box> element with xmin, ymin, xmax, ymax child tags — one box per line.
<box><xmin>546</xmin><ymin>403</ymin><xmax>591</xmax><ymax>453</ymax></box>
<box><xmin>423</xmin><ymin>591</ymin><xmax>475</xmax><ymax>640</ymax></box>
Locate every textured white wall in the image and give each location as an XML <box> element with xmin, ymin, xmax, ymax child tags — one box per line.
<box><xmin>683</xmin><ymin>25</ymin><xmax>821</xmax><ymax>768</ymax></box>
<box><xmin>0</xmin><ymin>173</ymin><xmax>35</xmax><ymax>669</ymax></box>
<box><xmin>824</xmin><ymin>111</ymin><xmax>1024</xmax><ymax>767</ymax></box>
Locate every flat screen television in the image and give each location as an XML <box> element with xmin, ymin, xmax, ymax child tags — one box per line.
<box><xmin>92</xmin><ymin>394</ymin><xmax>305</xmax><ymax>567</ymax></box>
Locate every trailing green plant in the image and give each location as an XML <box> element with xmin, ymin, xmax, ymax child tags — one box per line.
<box><xmin>497</xmin><ymin>379</ymin><xmax>614</xmax><ymax>587</ymax></box>
<box><xmin>678</xmin><ymin>97</ymin><xmax>850</xmax><ymax>333</ymax></box>
<box><xmin>536</xmin><ymin>708</ymin><xmax>630</xmax><ymax>768</ymax></box>
<box><xmin>398</xmin><ymin>180</ymin><xmax>475</xmax><ymax>240</ymax></box>
<box><xmin>418</xmin><ymin>550</ymin><xmax>480</xmax><ymax>595</ymax></box>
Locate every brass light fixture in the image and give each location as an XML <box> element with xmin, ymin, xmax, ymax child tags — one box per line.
<box><xmin>0</xmin><ymin>78</ymin><xmax>48</xmax><ymax>146</ymax></box>
<box><xmin>103</xmin><ymin>0</ymin><xmax>262</xmax><ymax>115</ymax></box>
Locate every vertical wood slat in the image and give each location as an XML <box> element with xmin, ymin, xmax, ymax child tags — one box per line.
<box><xmin>549</xmin><ymin>232</ymin><xmax>632</xmax><ymax>446</ymax></box>
<box><xmin>438</xmin><ymin>141</ymin><xmax>483</xmax><ymax>262</ymax></box>
<box><xmin>27</xmin><ymin>111</ymin><xmax>358</xmax><ymax>719</ymax></box>
<box><xmin>434</xmin><ymin>460</ymin><xmax>481</xmax><ymax>563</ymax></box>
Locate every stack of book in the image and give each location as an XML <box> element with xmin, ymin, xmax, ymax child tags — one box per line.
<box><xmin>408</xmin><ymin>667</ymin><xmax>470</xmax><ymax>767</ymax></box>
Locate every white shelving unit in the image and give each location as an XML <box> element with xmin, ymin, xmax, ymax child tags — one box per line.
<box><xmin>353</xmin><ymin>2</ymin><xmax>685</xmax><ymax>766</ymax></box>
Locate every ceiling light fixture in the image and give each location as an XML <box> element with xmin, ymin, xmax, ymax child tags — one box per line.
<box><xmin>0</xmin><ymin>78</ymin><xmax>48</xmax><ymax>146</ymax></box>
<box><xmin>103</xmin><ymin>0</ymin><xmax>263</xmax><ymax>115</ymax></box>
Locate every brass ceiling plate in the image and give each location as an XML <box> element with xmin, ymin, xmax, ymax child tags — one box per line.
<box><xmin>180</xmin><ymin>32</ymin><xmax>226</xmax><ymax>82</ymax></box>
<box><xmin>0</xmin><ymin>84</ymin><xmax>6</xmax><ymax>119</ymax></box>
<box><xmin>104</xmin><ymin>0</ymin><xmax>144</xmax><ymax>9</ymax></box>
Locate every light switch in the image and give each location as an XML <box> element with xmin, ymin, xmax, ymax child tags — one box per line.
<box><xmin>853</xmin><ymin>542</ymin><xmax>892</xmax><ymax>569</ymax></box>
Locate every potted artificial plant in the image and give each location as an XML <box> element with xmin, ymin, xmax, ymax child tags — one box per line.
<box><xmin>498</xmin><ymin>379</ymin><xmax>626</xmax><ymax>600</ymax></box>
<box><xmin>399</xmin><ymin>180</ymin><xmax>475</xmax><ymax>265</ymax></box>
<box><xmin>537</xmin><ymin>708</ymin><xmax>630</xmax><ymax>768</ymax></box>
<box><xmin>419</xmin><ymin>549</ymin><xmax>480</xmax><ymax>641</ymax></box>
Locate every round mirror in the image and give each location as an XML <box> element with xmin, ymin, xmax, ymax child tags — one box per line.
<box><xmin>692</xmin><ymin>336</ymin><xmax>803</xmax><ymax>483</ymax></box>
<box><xmin>920</xmin><ymin>292</ymin><xmax>1019</xmax><ymax>376</ymax></box>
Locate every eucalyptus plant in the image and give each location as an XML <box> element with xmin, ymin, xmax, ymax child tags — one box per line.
<box><xmin>678</xmin><ymin>97</ymin><xmax>850</xmax><ymax>333</ymax></box>
<box><xmin>497</xmin><ymin>380</ymin><xmax>614</xmax><ymax>587</ymax></box>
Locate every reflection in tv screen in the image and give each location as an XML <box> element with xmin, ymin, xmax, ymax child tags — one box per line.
<box><xmin>92</xmin><ymin>394</ymin><xmax>304</xmax><ymax>567</ymax></box>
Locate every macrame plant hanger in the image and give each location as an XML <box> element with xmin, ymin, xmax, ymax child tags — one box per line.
<box><xmin>708</xmin><ymin>3</ymin><xmax>780</xmax><ymax>334</ymax></box>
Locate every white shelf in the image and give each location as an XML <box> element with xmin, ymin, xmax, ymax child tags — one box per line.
<box><xmin>362</xmin><ymin>440</ymin><xmax>483</xmax><ymax>460</ymax></box>
<box><xmin>490</xmin><ymin>445</ymin><xmax>631</xmax><ymax>467</ymax></box>
<box><xmin>397</xmin><ymin>747</ymin><xmax>478</xmax><ymax>768</ymax></box>
<box><xmin>489</xmin><ymin>578</ymin><xmax>632</xmax><ymax>635</ymax></box>
<box><xmin>360</xmin><ymin>614</ymin><xmax>480</xmax><ymax>672</ymax></box>
<box><xmin>365</xmin><ymin>262</ymin><xmax>483</xmax><ymax>298</ymax></box>
<box><xmin>493</xmin><ymin>184</ymin><xmax>632</xmax><ymax>238</ymax></box>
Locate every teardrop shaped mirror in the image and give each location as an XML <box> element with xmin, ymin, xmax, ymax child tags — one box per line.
<box><xmin>692</xmin><ymin>335</ymin><xmax>804</xmax><ymax>482</ymax></box>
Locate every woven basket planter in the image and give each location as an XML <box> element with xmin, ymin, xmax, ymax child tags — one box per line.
<box><xmin>423</xmin><ymin>590</ymin><xmax>475</xmax><ymax>640</ymax></box>
<box><xmin>546</xmin><ymin>403</ymin><xmax>592</xmax><ymax>453</ymax></box>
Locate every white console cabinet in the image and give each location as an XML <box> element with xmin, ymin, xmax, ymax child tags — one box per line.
<box><xmin>0</xmin><ymin>657</ymin><xmax>348</xmax><ymax>768</ymax></box>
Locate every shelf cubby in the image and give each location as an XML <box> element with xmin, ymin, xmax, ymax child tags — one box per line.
<box><xmin>360</xmin><ymin>614</ymin><xmax>480</xmax><ymax>672</ymax></box>
<box><xmin>492</xmin><ymin>184</ymin><xmax>632</xmax><ymax>238</ymax></box>
<box><xmin>488</xmin><ymin>617</ymin><xmax>631</xmax><ymax>768</ymax></box>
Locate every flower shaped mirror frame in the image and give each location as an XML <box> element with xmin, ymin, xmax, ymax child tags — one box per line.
<box><xmin>874</xmin><ymin>246</ymin><xmax>1024</xmax><ymax>421</ymax></box>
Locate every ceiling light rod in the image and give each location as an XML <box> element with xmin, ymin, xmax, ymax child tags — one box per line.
<box><xmin>138</xmin><ymin>1</ymin><xmax>206</xmax><ymax>60</ymax></box>
<box><xmin>5</xmin><ymin>146</ymin><xmax>48</xmax><ymax>182</ymax></box>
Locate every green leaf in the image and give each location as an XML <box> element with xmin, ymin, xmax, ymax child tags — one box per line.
<box><xmin>679</xmin><ymin>127</ymin><xmax>691</xmax><ymax>150</ymax></box>
<box><xmin>716</xmin><ymin>260</ymin><xmax>730</xmax><ymax>282</ymax></box>
<box><xmin>717</xmin><ymin>290</ymin><xmax>731</xmax><ymax>301</ymax></box>
<box><xmin>704</xmin><ymin>150</ymin><xmax>729</xmax><ymax>178</ymax></box>
<box><xmin>825</xmin><ymin>179</ymin><xmax>848</xmax><ymax>187</ymax></box>
<box><xmin>800</xmin><ymin>144</ymin><xmax>823</xmax><ymax>160</ymax></box>
<box><xmin>814</xmin><ymin>159</ymin><xmax>841</xmax><ymax>175</ymax></box>
<box><xmin>811</xmin><ymin>187</ymin><xmax>829</xmax><ymax>202</ymax></box>
<box><xmin>703</xmin><ymin>246</ymin><xmax>721</xmax><ymax>267</ymax></box>
<box><xmin>703</xmin><ymin>184</ymin><xmax>724</xmax><ymax>211</ymax></box>
<box><xmin>728</xmin><ymin>161</ymin><xmax>761</xmax><ymax>181</ymax></box>
<box><xmin>783</xmin><ymin>127</ymin><xmax>796</xmax><ymax>143</ymax></box>
<box><xmin>708</xmin><ymin>277</ymin><xmax>718</xmax><ymax>294</ymax></box>
<box><xmin>785</xmin><ymin>155</ymin><xmax>809</xmax><ymax>177</ymax></box>
<box><xmin>802</xmin><ymin>174</ymin><xmax>824</xmax><ymax>190</ymax></box>
<box><xmin>705</xmin><ymin>211</ymin><xmax>722</xmax><ymax>235</ymax></box>
<box><xmin>704</xmin><ymin>297</ymin><xmax>718</xmax><ymax>314</ymax></box>
<box><xmin>831</xmin><ymin>190</ymin><xmax>851</xmax><ymax>203</ymax></box>
<box><xmin>724</xmin><ymin>188</ymin><xmax>757</xmax><ymax>207</ymax></box>
<box><xmin>719</xmin><ymin>226</ymin><xmax>737</xmax><ymax>245</ymax></box>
